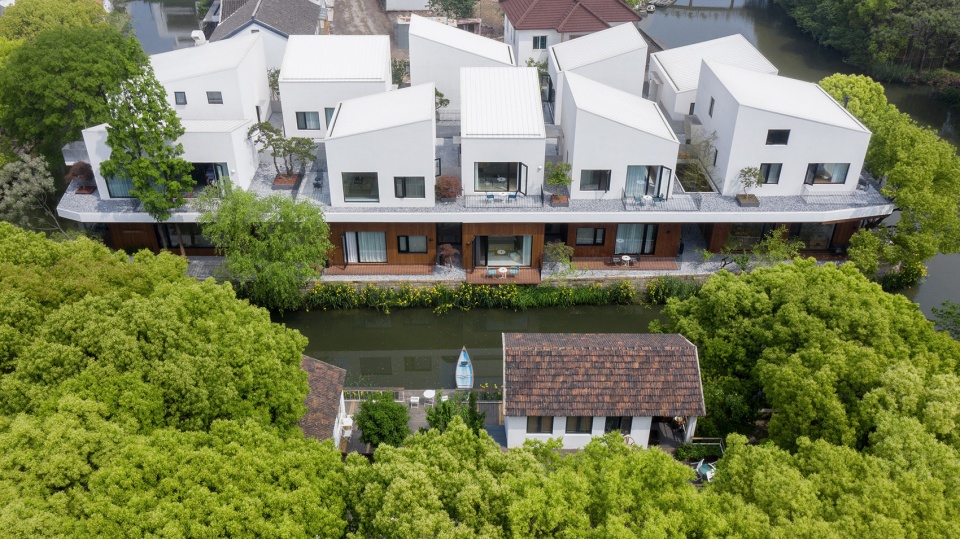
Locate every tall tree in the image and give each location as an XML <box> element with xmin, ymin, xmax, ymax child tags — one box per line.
<box><xmin>0</xmin><ymin>0</ymin><xmax>108</xmax><ymax>41</ymax></box>
<box><xmin>0</xmin><ymin>153</ymin><xmax>73</xmax><ymax>238</ymax></box>
<box><xmin>196</xmin><ymin>181</ymin><xmax>333</xmax><ymax>311</ymax></box>
<box><xmin>353</xmin><ymin>391</ymin><xmax>410</xmax><ymax>449</ymax></box>
<box><xmin>100</xmin><ymin>64</ymin><xmax>193</xmax><ymax>254</ymax></box>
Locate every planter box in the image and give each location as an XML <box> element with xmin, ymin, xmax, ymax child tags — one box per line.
<box><xmin>75</xmin><ymin>185</ymin><xmax>96</xmax><ymax>195</ymax></box>
<box><xmin>550</xmin><ymin>195</ymin><xmax>569</xmax><ymax>208</ymax></box>
<box><xmin>272</xmin><ymin>173</ymin><xmax>301</xmax><ymax>191</ymax></box>
<box><xmin>736</xmin><ymin>194</ymin><xmax>759</xmax><ymax>207</ymax></box>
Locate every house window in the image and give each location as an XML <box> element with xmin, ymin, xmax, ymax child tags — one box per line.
<box><xmin>394</xmin><ymin>176</ymin><xmax>426</xmax><ymax>198</ymax></box>
<box><xmin>342</xmin><ymin>173</ymin><xmax>379</xmax><ymax>202</ymax></box>
<box><xmin>163</xmin><ymin>223</ymin><xmax>213</xmax><ymax>249</ymax></box>
<box><xmin>604</xmin><ymin>416</ymin><xmax>633</xmax><ymax>434</ymax></box>
<box><xmin>615</xmin><ymin>224</ymin><xmax>658</xmax><ymax>255</ymax></box>
<box><xmin>805</xmin><ymin>163</ymin><xmax>849</xmax><ymax>184</ymax></box>
<box><xmin>580</xmin><ymin>170</ymin><xmax>611</xmax><ymax>191</ymax></box>
<box><xmin>206</xmin><ymin>91</ymin><xmax>223</xmax><ymax>105</ymax></box>
<box><xmin>105</xmin><ymin>177</ymin><xmax>135</xmax><ymax>198</ymax></box>
<box><xmin>765</xmin><ymin>129</ymin><xmax>790</xmax><ymax>145</ymax></box>
<box><xmin>708</xmin><ymin>97</ymin><xmax>715</xmax><ymax>117</ymax></box>
<box><xmin>174</xmin><ymin>92</ymin><xmax>187</xmax><ymax>105</ymax></box>
<box><xmin>435</xmin><ymin>158</ymin><xmax>441</xmax><ymax>177</ymax></box>
<box><xmin>398</xmin><ymin>235</ymin><xmax>428</xmax><ymax>253</ymax></box>
<box><xmin>475</xmin><ymin>162</ymin><xmax>526</xmax><ymax>193</ymax></box>
<box><xmin>527</xmin><ymin>416</ymin><xmax>553</xmax><ymax>434</ymax></box>
<box><xmin>575</xmin><ymin>227</ymin><xmax>604</xmax><ymax>246</ymax></box>
<box><xmin>296</xmin><ymin>111</ymin><xmax>322</xmax><ymax>130</ymax></box>
<box><xmin>325</xmin><ymin>107</ymin><xmax>336</xmax><ymax>128</ymax></box>
<box><xmin>473</xmin><ymin>235</ymin><xmax>532</xmax><ymax>267</ymax></box>
<box><xmin>728</xmin><ymin>223</ymin><xmax>776</xmax><ymax>250</ymax></box>
<box><xmin>790</xmin><ymin>222</ymin><xmax>836</xmax><ymax>250</ymax></box>
<box><xmin>760</xmin><ymin>163</ymin><xmax>782</xmax><ymax>184</ymax></box>
<box><xmin>566</xmin><ymin>416</ymin><xmax>592</xmax><ymax>434</ymax></box>
<box><xmin>625</xmin><ymin>165</ymin><xmax>670</xmax><ymax>198</ymax></box>
<box><xmin>533</xmin><ymin>35</ymin><xmax>547</xmax><ymax>49</ymax></box>
<box><xmin>688</xmin><ymin>102</ymin><xmax>695</xmax><ymax>115</ymax></box>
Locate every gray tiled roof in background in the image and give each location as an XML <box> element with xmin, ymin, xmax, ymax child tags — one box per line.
<box><xmin>211</xmin><ymin>0</ymin><xmax>320</xmax><ymax>41</ymax></box>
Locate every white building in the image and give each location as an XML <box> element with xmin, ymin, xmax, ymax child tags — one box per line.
<box><xmin>500</xmin><ymin>0</ymin><xmax>640</xmax><ymax>65</ymax></box>
<box><xmin>210</xmin><ymin>0</ymin><xmax>326</xmax><ymax>70</ymax></box>
<box><xmin>326</xmin><ymin>84</ymin><xmax>438</xmax><ymax>209</ymax></box>
<box><xmin>152</xmin><ymin>32</ymin><xmax>271</xmax><ymax>123</ymax></box>
<box><xmin>460</xmin><ymin>67</ymin><xmax>545</xmax><ymax>197</ymax></box>
<box><xmin>694</xmin><ymin>60</ymin><xmax>871</xmax><ymax>199</ymax></box>
<box><xmin>409</xmin><ymin>14</ymin><xmax>514</xmax><ymax>114</ymax></box>
<box><xmin>648</xmin><ymin>34</ymin><xmax>777</xmax><ymax>123</ymax></box>
<box><xmin>503</xmin><ymin>333</ymin><xmax>705</xmax><ymax>450</ymax></box>
<box><xmin>547</xmin><ymin>22</ymin><xmax>647</xmax><ymax>124</ymax></box>
<box><xmin>278</xmin><ymin>35</ymin><xmax>391</xmax><ymax>140</ymax></box>
<box><xmin>560</xmin><ymin>73</ymin><xmax>679</xmax><ymax>202</ymax></box>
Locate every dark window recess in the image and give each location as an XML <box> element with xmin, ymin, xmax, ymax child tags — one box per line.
<box><xmin>398</xmin><ymin>235</ymin><xmax>428</xmax><ymax>254</ymax></box>
<box><xmin>533</xmin><ymin>35</ymin><xmax>547</xmax><ymax>49</ymax></box>
<box><xmin>575</xmin><ymin>227</ymin><xmax>605</xmax><ymax>246</ymax></box>
<box><xmin>206</xmin><ymin>91</ymin><xmax>223</xmax><ymax>105</ymax></box>
<box><xmin>394</xmin><ymin>176</ymin><xmax>426</xmax><ymax>198</ymax></box>
<box><xmin>765</xmin><ymin>129</ymin><xmax>790</xmax><ymax>145</ymax></box>
<box><xmin>174</xmin><ymin>92</ymin><xmax>187</xmax><ymax>105</ymax></box>
<box><xmin>708</xmin><ymin>97</ymin><xmax>715</xmax><ymax>117</ymax></box>
<box><xmin>566</xmin><ymin>416</ymin><xmax>592</xmax><ymax>434</ymax></box>
<box><xmin>580</xmin><ymin>170</ymin><xmax>611</xmax><ymax>191</ymax></box>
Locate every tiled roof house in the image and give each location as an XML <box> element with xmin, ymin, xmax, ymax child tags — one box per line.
<box><xmin>502</xmin><ymin>333</ymin><xmax>705</xmax><ymax>449</ymax></box>
<box><xmin>300</xmin><ymin>356</ymin><xmax>348</xmax><ymax>446</ymax></box>
<box><xmin>211</xmin><ymin>0</ymin><xmax>323</xmax><ymax>69</ymax></box>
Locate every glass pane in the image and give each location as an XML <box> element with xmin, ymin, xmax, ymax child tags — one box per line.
<box><xmin>761</xmin><ymin>163</ymin><xmax>782</xmax><ymax>184</ymax></box>
<box><xmin>795</xmin><ymin>223</ymin><xmax>835</xmax><ymax>250</ymax></box>
<box><xmin>642</xmin><ymin>224</ymin><xmax>658</xmax><ymax>255</ymax></box>
<box><xmin>625</xmin><ymin>165</ymin><xmax>648</xmax><ymax>197</ymax></box>
<box><xmin>615</xmin><ymin>224</ymin><xmax>643</xmax><ymax>254</ymax></box>
<box><xmin>106</xmin><ymin>177</ymin><xmax>135</xmax><ymax>198</ymax></box>
<box><xmin>475</xmin><ymin>162</ymin><xmax>516</xmax><ymax>192</ymax></box>
<box><xmin>398</xmin><ymin>236</ymin><xmax>408</xmax><ymax>252</ymax></box>
<box><xmin>325</xmin><ymin>107</ymin><xmax>336</xmax><ymax>127</ymax></box>
<box><xmin>408</xmin><ymin>235</ymin><xmax>428</xmax><ymax>253</ymax></box>
<box><xmin>604</xmin><ymin>417</ymin><xmax>622</xmax><ymax>433</ymax></box>
<box><xmin>342</xmin><ymin>173</ymin><xmax>379</xmax><ymax>202</ymax></box>
<box><xmin>406</xmin><ymin>177</ymin><xmax>425</xmax><ymax>198</ymax></box>
<box><xmin>576</xmin><ymin>228</ymin><xmax>596</xmax><ymax>245</ymax></box>
<box><xmin>566</xmin><ymin>416</ymin><xmax>591</xmax><ymax>434</ymax></box>
<box><xmin>357</xmin><ymin>231</ymin><xmax>386</xmax><ymax>262</ymax></box>
<box><xmin>580</xmin><ymin>170</ymin><xmax>608</xmax><ymax>191</ymax></box>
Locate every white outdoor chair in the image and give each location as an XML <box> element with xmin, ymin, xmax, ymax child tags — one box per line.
<box><xmin>409</xmin><ymin>396</ymin><xmax>420</xmax><ymax>408</ymax></box>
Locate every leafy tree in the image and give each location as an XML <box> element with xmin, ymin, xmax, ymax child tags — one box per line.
<box><xmin>428</xmin><ymin>0</ymin><xmax>476</xmax><ymax>19</ymax></box>
<box><xmin>100</xmin><ymin>63</ymin><xmax>194</xmax><ymax>254</ymax></box>
<box><xmin>933</xmin><ymin>300</ymin><xmax>960</xmax><ymax>340</ymax></box>
<box><xmin>0</xmin><ymin>26</ymin><xmax>145</xmax><ymax>156</ymax></box>
<box><xmin>434</xmin><ymin>88</ymin><xmax>449</xmax><ymax>115</ymax></box>
<box><xmin>426</xmin><ymin>391</ymin><xmax>485</xmax><ymax>434</ymax></box>
<box><xmin>247</xmin><ymin>122</ymin><xmax>315</xmax><ymax>177</ymax></box>
<box><xmin>354</xmin><ymin>391</ymin><xmax>410</xmax><ymax>448</ymax></box>
<box><xmin>0</xmin><ymin>0</ymin><xmax>108</xmax><ymax>41</ymax></box>
<box><xmin>196</xmin><ymin>181</ymin><xmax>333</xmax><ymax>311</ymax></box>
<box><xmin>0</xmin><ymin>153</ymin><xmax>73</xmax><ymax>238</ymax></box>
<box><xmin>391</xmin><ymin>58</ymin><xmax>408</xmax><ymax>87</ymax></box>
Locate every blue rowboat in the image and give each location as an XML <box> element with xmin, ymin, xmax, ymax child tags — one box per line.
<box><xmin>455</xmin><ymin>346</ymin><xmax>474</xmax><ymax>389</ymax></box>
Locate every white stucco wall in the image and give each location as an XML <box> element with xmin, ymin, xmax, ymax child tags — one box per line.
<box><xmin>648</xmin><ymin>58</ymin><xmax>694</xmax><ymax>123</ymax></box>
<box><xmin>511</xmin><ymin>28</ymin><xmax>561</xmax><ymax>65</ymax></box>
<box><xmin>505</xmin><ymin>415</ymin><xmax>657</xmax><ymax>449</ymax></box>
<box><xmin>326</xmin><ymin>120</ymin><xmax>437</xmax><ymax>207</ymax></box>
<box><xmin>695</xmin><ymin>69</ymin><xmax>870</xmax><ymax>197</ymax></box>
<box><xmin>551</xmin><ymin>50</ymin><xmax>647</xmax><ymax>124</ymax></box>
<box><xmin>460</xmin><ymin>137</ymin><xmax>546</xmax><ymax>196</ymax></box>
<box><xmin>279</xmin><ymin>79</ymin><xmax>390</xmax><ymax>139</ymax></box>
<box><xmin>409</xmin><ymin>35</ymin><xmax>513</xmax><ymax>111</ymax></box>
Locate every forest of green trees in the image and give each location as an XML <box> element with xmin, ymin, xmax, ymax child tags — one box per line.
<box><xmin>1</xmin><ymin>223</ymin><xmax>958</xmax><ymax>536</ymax></box>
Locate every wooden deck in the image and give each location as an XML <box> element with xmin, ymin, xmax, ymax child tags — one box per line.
<box><xmin>572</xmin><ymin>257</ymin><xmax>679</xmax><ymax>271</ymax></box>
<box><xmin>465</xmin><ymin>267</ymin><xmax>542</xmax><ymax>285</ymax></box>
<box><xmin>324</xmin><ymin>263</ymin><xmax>435</xmax><ymax>276</ymax></box>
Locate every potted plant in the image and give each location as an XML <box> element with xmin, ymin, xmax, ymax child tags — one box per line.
<box><xmin>735</xmin><ymin>166</ymin><xmax>763</xmax><ymax>207</ymax></box>
<box><xmin>545</xmin><ymin>161</ymin><xmax>571</xmax><ymax>207</ymax></box>
<box><xmin>247</xmin><ymin>122</ymin><xmax>315</xmax><ymax>188</ymax></box>
<box><xmin>435</xmin><ymin>175</ymin><xmax>461</xmax><ymax>202</ymax></box>
<box><xmin>65</xmin><ymin>161</ymin><xmax>96</xmax><ymax>194</ymax></box>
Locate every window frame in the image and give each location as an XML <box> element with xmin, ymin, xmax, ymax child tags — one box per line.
<box><xmin>527</xmin><ymin>416</ymin><xmax>553</xmax><ymax>434</ymax></box>
<box><xmin>295</xmin><ymin>111</ymin><xmax>322</xmax><ymax>130</ymax></box>
<box><xmin>804</xmin><ymin>163</ymin><xmax>850</xmax><ymax>185</ymax></box>
<box><xmin>532</xmin><ymin>35</ymin><xmax>547</xmax><ymax>49</ymax></box>
<box><xmin>759</xmin><ymin>163</ymin><xmax>782</xmax><ymax>185</ymax></box>
<box><xmin>575</xmin><ymin>227</ymin><xmax>605</xmax><ymax>246</ymax></box>
<box><xmin>398</xmin><ymin>235</ymin><xmax>428</xmax><ymax>254</ymax></box>
<box><xmin>174</xmin><ymin>92</ymin><xmax>187</xmax><ymax>105</ymax></box>
<box><xmin>206</xmin><ymin>91</ymin><xmax>224</xmax><ymax>105</ymax></box>
<box><xmin>565</xmin><ymin>416</ymin><xmax>592</xmax><ymax>434</ymax></box>
<box><xmin>708</xmin><ymin>97</ymin><xmax>715</xmax><ymax>117</ymax></box>
<box><xmin>765</xmin><ymin>129</ymin><xmax>790</xmax><ymax>145</ymax></box>
<box><xmin>341</xmin><ymin>173</ymin><xmax>380</xmax><ymax>203</ymax></box>
<box><xmin>393</xmin><ymin>176</ymin><xmax>426</xmax><ymax>199</ymax></box>
<box><xmin>580</xmin><ymin>169</ymin><xmax>611</xmax><ymax>192</ymax></box>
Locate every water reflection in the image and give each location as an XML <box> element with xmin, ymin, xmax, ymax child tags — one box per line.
<box><xmin>277</xmin><ymin>306</ymin><xmax>665</xmax><ymax>388</ymax></box>
<box><xmin>128</xmin><ymin>0</ymin><xmax>200</xmax><ymax>55</ymax></box>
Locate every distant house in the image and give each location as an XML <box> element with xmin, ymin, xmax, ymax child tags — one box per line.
<box><xmin>502</xmin><ymin>333</ymin><xmax>705</xmax><ymax>450</ymax></box>
<box><xmin>648</xmin><ymin>34</ymin><xmax>777</xmax><ymax>123</ymax></box>
<box><xmin>409</xmin><ymin>14</ymin><xmax>515</xmax><ymax>115</ymax></box>
<box><xmin>499</xmin><ymin>0</ymin><xmax>640</xmax><ymax>65</ymax></box>
<box><xmin>300</xmin><ymin>356</ymin><xmax>349</xmax><ymax>448</ymax></box>
<box><xmin>546</xmin><ymin>22</ymin><xmax>648</xmax><ymax>124</ymax></box>
<box><xmin>278</xmin><ymin>35</ymin><xmax>391</xmax><ymax>140</ymax></box>
<box><xmin>210</xmin><ymin>0</ymin><xmax>325</xmax><ymax>70</ymax></box>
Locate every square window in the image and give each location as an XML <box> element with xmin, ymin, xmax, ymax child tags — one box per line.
<box><xmin>527</xmin><ymin>416</ymin><xmax>553</xmax><ymax>434</ymax></box>
<box><xmin>533</xmin><ymin>35</ymin><xmax>547</xmax><ymax>49</ymax></box>
<box><xmin>760</xmin><ymin>163</ymin><xmax>782</xmax><ymax>184</ymax></box>
<box><xmin>394</xmin><ymin>177</ymin><xmax>426</xmax><ymax>198</ymax></box>
<box><xmin>575</xmin><ymin>227</ymin><xmax>604</xmax><ymax>246</ymax></box>
<box><xmin>708</xmin><ymin>97</ymin><xmax>715</xmax><ymax>117</ymax></box>
<box><xmin>398</xmin><ymin>235</ymin><xmax>428</xmax><ymax>254</ymax></box>
<box><xmin>765</xmin><ymin>129</ymin><xmax>790</xmax><ymax>145</ymax></box>
<box><xmin>296</xmin><ymin>111</ymin><xmax>322</xmax><ymax>130</ymax></box>
<box><xmin>206</xmin><ymin>91</ymin><xmax>223</xmax><ymax>105</ymax></box>
<box><xmin>565</xmin><ymin>416</ymin><xmax>592</xmax><ymax>434</ymax></box>
<box><xmin>174</xmin><ymin>92</ymin><xmax>187</xmax><ymax>105</ymax></box>
<box><xmin>342</xmin><ymin>173</ymin><xmax>379</xmax><ymax>202</ymax></box>
<box><xmin>580</xmin><ymin>170</ymin><xmax>611</xmax><ymax>191</ymax></box>
<box><xmin>805</xmin><ymin>163</ymin><xmax>849</xmax><ymax>184</ymax></box>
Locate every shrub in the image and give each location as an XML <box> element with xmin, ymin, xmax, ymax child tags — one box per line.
<box><xmin>675</xmin><ymin>442</ymin><xmax>724</xmax><ymax>461</ymax></box>
<box><xmin>435</xmin><ymin>175</ymin><xmax>461</xmax><ymax>199</ymax></box>
<box><xmin>645</xmin><ymin>276</ymin><xmax>702</xmax><ymax>304</ymax></box>
<box><xmin>354</xmin><ymin>391</ymin><xmax>410</xmax><ymax>448</ymax></box>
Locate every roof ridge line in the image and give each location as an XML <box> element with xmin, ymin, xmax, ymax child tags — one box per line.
<box><xmin>516</xmin><ymin>0</ymin><xmax>541</xmax><ymax>27</ymax></box>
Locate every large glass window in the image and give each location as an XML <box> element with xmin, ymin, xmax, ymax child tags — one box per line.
<box><xmin>566</xmin><ymin>416</ymin><xmax>592</xmax><ymax>434</ymax></box>
<box><xmin>527</xmin><ymin>416</ymin><xmax>553</xmax><ymax>434</ymax></box>
<box><xmin>576</xmin><ymin>227</ymin><xmax>604</xmax><ymax>246</ymax></box>
<box><xmin>615</xmin><ymin>224</ymin><xmax>658</xmax><ymax>255</ymax></box>
<box><xmin>342</xmin><ymin>173</ymin><xmax>379</xmax><ymax>202</ymax></box>
<box><xmin>475</xmin><ymin>162</ymin><xmax>526</xmax><ymax>193</ymax></box>
<box><xmin>625</xmin><ymin>165</ymin><xmax>670</xmax><ymax>198</ymax></box>
<box><xmin>580</xmin><ymin>170</ymin><xmax>611</xmax><ymax>191</ymax></box>
<box><xmin>106</xmin><ymin>177</ymin><xmax>135</xmax><ymax>198</ymax></box>
<box><xmin>357</xmin><ymin>231</ymin><xmax>387</xmax><ymax>262</ymax></box>
<box><xmin>296</xmin><ymin>111</ymin><xmax>322</xmax><ymax>130</ymax></box>
<box><xmin>398</xmin><ymin>235</ymin><xmax>428</xmax><ymax>253</ymax></box>
<box><xmin>163</xmin><ymin>223</ymin><xmax>213</xmax><ymax>249</ymax></box>
<box><xmin>765</xmin><ymin>129</ymin><xmax>790</xmax><ymax>145</ymax></box>
<box><xmin>394</xmin><ymin>176</ymin><xmax>425</xmax><ymax>198</ymax></box>
<box><xmin>760</xmin><ymin>163</ymin><xmax>782</xmax><ymax>184</ymax></box>
<box><xmin>474</xmin><ymin>235</ymin><xmax>532</xmax><ymax>267</ymax></box>
<box><xmin>604</xmin><ymin>416</ymin><xmax>633</xmax><ymax>434</ymax></box>
<box><xmin>728</xmin><ymin>223</ymin><xmax>776</xmax><ymax>250</ymax></box>
<box><xmin>805</xmin><ymin>163</ymin><xmax>849</xmax><ymax>184</ymax></box>
<box><xmin>790</xmin><ymin>223</ymin><xmax>835</xmax><ymax>250</ymax></box>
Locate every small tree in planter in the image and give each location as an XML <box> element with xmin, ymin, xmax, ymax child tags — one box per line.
<box><xmin>542</xmin><ymin>240</ymin><xmax>578</xmax><ymax>279</ymax></box>
<box><xmin>545</xmin><ymin>161</ymin><xmax>571</xmax><ymax>207</ymax></box>
<box><xmin>247</xmin><ymin>122</ymin><xmax>315</xmax><ymax>185</ymax></box>
<box><xmin>435</xmin><ymin>175</ymin><xmax>461</xmax><ymax>201</ymax></box>
<box><xmin>736</xmin><ymin>166</ymin><xmax>764</xmax><ymax>207</ymax></box>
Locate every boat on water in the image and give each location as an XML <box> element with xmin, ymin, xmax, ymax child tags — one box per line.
<box><xmin>455</xmin><ymin>346</ymin><xmax>474</xmax><ymax>389</ymax></box>
<box><xmin>646</xmin><ymin>4</ymin><xmax>656</xmax><ymax>11</ymax></box>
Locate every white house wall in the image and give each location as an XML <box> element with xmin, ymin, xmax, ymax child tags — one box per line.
<box><xmin>649</xmin><ymin>59</ymin><xmax>689</xmax><ymax>122</ymax></box>
<box><xmin>229</xmin><ymin>25</ymin><xmax>291</xmax><ymax>70</ymax></box>
<box><xmin>460</xmin><ymin>137</ymin><xmax>546</xmax><ymax>196</ymax></box>
<box><xmin>166</xmin><ymin>69</ymin><xmax>248</xmax><ymax>121</ymax></box>
<box><xmin>83</xmin><ymin>126</ymin><xmax>113</xmax><ymax>199</ymax></box>
<box><xmin>410</xmin><ymin>35</ymin><xmax>513</xmax><ymax>111</ymax></box>
<box><xmin>511</xmin><ymin>28</ymin><xmax>561</xmax><ymax>65</ymax></box>
<box><xmin>233</xmin><ymin>35</ymin><xmax>272</xmax><ymax>121</ymax></box>
<box><xmin>552</xmin><ymin>51</ymin><xmax>646</xmax><ymax>125</ymax></box>
<box><xmin>280</xmin><ymin>80</ymin><xmax>390</xmax><ymax>139</ymax></box>
<box><xmin>505</xmin><ymin>415</ymin><xmax>655</xmax><ymax>449</ymax></box>
<box><xmin>326</xmin><ymin>120</ymin><xmax>437</xmax><ymax>207</ymax></box>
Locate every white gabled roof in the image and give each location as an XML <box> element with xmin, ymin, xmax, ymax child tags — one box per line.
<box><xmin>565</xmin><ymin>73</ymin><xmax>677</xmax><ymax>142</ymax></box>
<box><xmin>461</xmin><ymin>67</ymin><xmax>545</xmax><ymax>138</ymax></box>
<box><xmin>651</xmin><ymin>34</ymin><xmax>776</xmax><ymax>93</ymax></box>
<box><xmin>280</xmin><ymin>35</ymin><xmax>390</xmax><ymax>82</ymax></box>
<box><xmin>704</xmin><ymin>61</ymin><xmax>869</xmax><ymax>133</ymax></box>
<box><xmin>151</xmin><ymin>33</ymin><xmax>262</xmax><ymax>83</ymax></box>
<box><xmin>549</xmin><ymin>22</ymin><xmax>646</xmax><ymax>72</ymax></box>
<box><xmin>328</xmin><ymin>84</ymin><xmax>435</xmax><ymax>139</ymax></box>
<box><xmin>409</xmin><ymin>15</ymin><xmax>514</xmax><ymax>66</ymax></box>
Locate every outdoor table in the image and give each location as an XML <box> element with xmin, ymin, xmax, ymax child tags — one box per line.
<box><xmin>498</xmin><ymin>267</ymin><xmax>508</xmax><ymax>279</ymax></box>
<box><xmin>621</xmin><ymin>255</ymin><xmax>632</xmax><ymax>267</ymax></box>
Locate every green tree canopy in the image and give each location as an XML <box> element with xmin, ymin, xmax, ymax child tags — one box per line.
<box><xmin>0</xmin><ymin>26</ymin><xmax>145</xmax><ymax>156</ymax></box>
<box><xmin>353</xmin><ymin>391</ymin><xmax>410</xmax><ymax>449</ymax></box>
<box><xmin>0</xmin><ymin>0</ymin><xmax>109</xmax><ymax>41</ymax></box>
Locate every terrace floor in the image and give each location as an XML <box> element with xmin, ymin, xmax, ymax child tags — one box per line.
<box><xmin>324</xmin><ymin>263</ymin><xmax>435</xmax><ymax>276</ymax></box>
<box><xmin>464</xmin><ymin>267</ymin><xmax>542</xmax><ymax>285</ymax></box>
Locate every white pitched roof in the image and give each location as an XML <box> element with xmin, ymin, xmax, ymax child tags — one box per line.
<box><xmin>151</xmin><ymin>33</ymin><xmax>262</xmax><ymax>83</ymax></box>
<box><xmin>328</xmin><ymin>84</ymin><xmax>435</xmax><ymax>138</ymax></box>
<box><xmin>651</xmin><ymin>34</ymin><xmax>776</xmax><ymax>93</ymax></box>
<box><xmin>565</xmin><ymin>73</ymin><xmax>677</xmax><ymax>142</ymax></box>
<box><xmin>704</xmin><ymin>61</ymin><xmax>869</xmax><ymax>132</ymax></box>
<box><xmin>409</xmin><ymin>15</ymin><xmax>514</xmax><ymax>65</ymax></box>
<box><xmin>461</xmin><ymin>67</ymin><xmax>545</xmax><ymax>138</ymax></box>
<box><xmin>280</xmin><ymin>35</ymin><xmax>390</xmax><ymax>82</ymax></box>
<box><xmin>549</xmin><ymin>22</ymin><xmax>647</xmax><ymax>72</ymax></box>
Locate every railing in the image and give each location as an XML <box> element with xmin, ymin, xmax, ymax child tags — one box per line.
<box><xmin>463</xmin><ymin>190</ymin><xmax>544</xmax><ymax>209</ymax></box>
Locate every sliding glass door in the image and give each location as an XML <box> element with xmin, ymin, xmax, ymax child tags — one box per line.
<box><xmin>474</xmin><ymin>235</ymin><xmax>533</xmax><ymax>266</ymax></box>
<box><xmin>625</xmin><ymin>166</ymin><xmax>671</xmax><ymax>199</ymax></box>
<box><xmin>614</xmin><ymin>224</ymin><xmax>658</xmax><ymax>255</ymax></box>
<box><xmin>475</xmin><ymin>162</ymin><xmax>528</xmax><ymax>194</ymax></box>
<box><xmin>343</xmin><ymin>231</ymin><xmax>387</xmax><ymax>263</ymax></box>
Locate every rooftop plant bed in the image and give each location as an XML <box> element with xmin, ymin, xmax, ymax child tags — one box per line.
<box><xmin>676</xmin><ymin>162</ymin><xmax>715</xmax><ymax>193</ymax></box>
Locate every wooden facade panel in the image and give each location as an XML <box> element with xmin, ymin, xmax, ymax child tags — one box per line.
<box><xmin>831</xmin><ymin>220</ymin><xmax>860</xmax><ymax>248</ymax></box>
<box><xmin>566</xmin><ymin>223</ymin><xmax>618</xmax><ymax>258</ymax></box>
<box><xmin>653</xmin><ymin>223</ymin><xmax>681</xmax><ymax>258</ymax></box>
<box><xmin>329</xmin><ymin>222</ymin><xmax>437</xmax><ymax>266</ymax></box>
<box><xmin>705</xmin><ymin>223</ymin><xmax>731</xmax><ymax>253</ymax></box>
<box><xmin>463</xmin><ymin>223</ymin><xmax>544</xmax><ymax>270</ymax></box>
<box><xmin>108</xmin><ymin>224</ymin><xmax>160</xmax><ymax>253</ymax></box>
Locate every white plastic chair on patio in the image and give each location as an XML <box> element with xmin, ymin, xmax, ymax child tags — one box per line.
<box><xmin>409</xmin><ymin>396</ymin><xmax>420</xmax><ymax>408</ymax></box>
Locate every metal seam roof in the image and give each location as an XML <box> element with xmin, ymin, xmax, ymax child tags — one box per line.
<box><xmin>461</xmin><ymin>67</ymin><xmax>546</xmax><ymax>138</ymax></box>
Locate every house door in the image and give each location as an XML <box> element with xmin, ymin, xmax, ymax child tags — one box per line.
<box><xmin>518</xmin><ymin>163</ymin><xmax>528</xmax><ymax>195</ymax></box>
